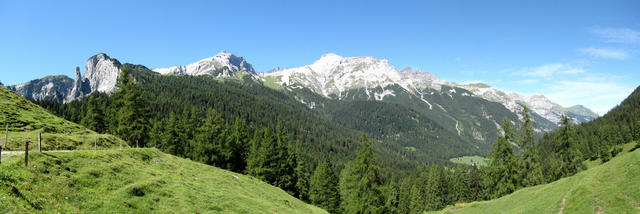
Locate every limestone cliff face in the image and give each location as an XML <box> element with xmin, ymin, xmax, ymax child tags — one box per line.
<box><xmin>8</xmin><ymin>75</ymin><xmax>74</xmax><ymax>102</ymax></box>
<box><xmin>66</xmin><ymin>53</ymin><xmax>121</xmax><ymax>102</ymax></box>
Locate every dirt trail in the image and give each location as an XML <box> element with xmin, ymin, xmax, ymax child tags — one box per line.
<box><xmin>1</xmin><ymin>150</ymin><xmax>73</xmax><ymax>160</ymax></box>
<box><xmin>558</xmin><ymin>198</ymin><xmax>566</xmax><ymax>214</ymax></box>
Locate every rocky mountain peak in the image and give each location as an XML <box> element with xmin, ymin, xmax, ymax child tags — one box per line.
<box><xmin>75</xmin><ymin>66</ymin><xmax>81</xmax><ymax>80</ymax></box>
<box><xmin>459</xmin><ymin>83</ymin><xmax>598</xmax><ymax>126</ymax></box>
<box><xmin>65</xmin><ymin>53</ymin><xmax>121</xmax><ymax>102</ymax></box>
<box><xmin>153</xmin><ymin>51</ymin><xmax>255</xmax><ymax>76</ymax></box>
<box><xmin>263</xmin><ymin>54</ymin><xmax>447</xmax><ymax>99</ymax></box>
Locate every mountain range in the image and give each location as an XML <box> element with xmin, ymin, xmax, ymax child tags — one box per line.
<box><xmin>7</xmin><ymin>52</ymin><xmax>599</xmax><ymax>153</ymax></box>
<box><xmin>260</xmin><ymin>53</ymin><xmax>597</xmax><ymax>130</ymax></box>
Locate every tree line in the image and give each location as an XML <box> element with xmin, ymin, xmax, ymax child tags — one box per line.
<box><xmin>31</xmin><ymin>67</ymin><xmax>640</xmax><ymax>213</ymax></box>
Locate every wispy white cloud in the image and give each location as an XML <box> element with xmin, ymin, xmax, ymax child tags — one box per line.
<box><xmin>590</xmin><ymin>27</ymin><xmax>640</xmax><ymax>44</ymax></box>
<box><xmin>543</xmin><ymin>75</ymin><xmax>633</xmax><ymax>115</ymax></box>
<box><xmin>517</xmin><ymin>79</ymin><xmax>539</xmax><ymax>84</ymax></box>
<box><xmin>504</xmin><ymin>61</ymin><xmax>632</xmax><ymax>115</ymax></box>
<box><xmin>580</xmin><ymin>47</ymin><xmax>630</xmax><ymax>60</ymax></box>
<box><xmin>516</xmin><ymin>63</ymin><xmax>585</xmax><ymax>78</ymax></box>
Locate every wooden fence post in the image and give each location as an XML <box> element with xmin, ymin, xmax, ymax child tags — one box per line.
<box><xmin>4</xmin><ymin>123</ymin><xmax>7</xmax><ymax>148</ymax></box>
<box><xmin>1</xmin><ymin>145</ymin><xmax>3</xmax><ymax>165</ymax></box>
<box><xmin>25</xmin><ymin>140</ymin><xmax>29</xmax><ymax>166</ymax></box>
<box><xmin>120</xmin><ymin>139</ymin><xmax>122</xmax><ymax>150</ymax></box>
<box><xmin>38</xmin><ymin>132</ymin><xmax>42</xmax><ymax>152</ymax></box>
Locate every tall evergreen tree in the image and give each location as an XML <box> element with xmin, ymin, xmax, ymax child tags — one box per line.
<box><xmin>408</xmin><ymin>170</ymin><xmax>428</xmax><ymax>214</ymax></box>
<box><xmin>82</xmin><ymin>94</ymin><xmax>105</xmax><ymax>133</ymax></box>
<box><xmin>634</xmin><ymin>120</ymin><xmax>640</xmax><ymax>142</ymax></box>
<box><xmin>193</xmin><ymin>108</ymin><xmax>225</xmax><ymax>165</ymax></box>
<box><xmin>115</xmin><ymin>68</ymin><xmax>151</xmax><ymax>147</ymax></box>
<box><xmin>396</xmin><ymin>175</ymin><xmax>415</xmax><ymax>214</ymax></box>
<box><xmin>226</xmin><ymin>118</ymin><xmax>249</xmax><ymax>172</ymax></box>
<box><xmin>247</xmin><ymin>125</ymin><xmax>297</xmax><ymax>195</ymax></box>
<box><xmin>518</xmin><ymin>106</ymin><xmax>544</xmax><ymax>187</ymax></box>
<box><xmin>310</xmin><ymin>160</ymin><xmax>341</xmax><ymax>214</ymax></box>
<box><xmin>484</xmin><ymin>117</ymin><xmax>519</xmax><ymax>198</ymax></box>
<box><xmin>339</xmin><ymin>133</ymin><xmax>386</xmax><ymax>214</ymax></box>
<box><xmin>162</xmin><ymin>112</ymin><xmax>185</xmax><ymax>156</ymax></box>
<box><xmin>148</xmin><ymin>119</ymin><xmax>164</xmax><ymax>148</ymax></box>
<box><xmin>277</xmin><ymin>123</ymin><xmax>297</xmax><ymax>195</ymax></box>
<box><xmin>450</xmin><ymin>164</ymin><xmax>470</xmax><ymax>203</ymax></box>
<box><xmin>555</xmin><ymin>115</ymin><xmax>583</xmax><ymax>177</ymax></box>
<box><xmin>468</xmin><ymin>164</ymin><xmax>483</xmax><ymax>201</ymax></box>
<box><xmin>517</xmin><ymin>106</ymin><xmax>535</xmax><ymax>150</ymax></box>
<box><xmin>423</xmin><ymin>165</ymin><xmax>446</xmax><ymax>211</ymax></box>
<box><xmin>293</xmin><ymin>141</ymin><xmax>311</xmax><ymax>201</ymax></box>
<box><xmin>245</xmin><ymin>129</ymin><xmax>263</xmax><ymax>174</ymax></box>
<box><xmin>385</xmin><ymin>179</ymin><xmax>401</xmax><ymax>214</ymax></box>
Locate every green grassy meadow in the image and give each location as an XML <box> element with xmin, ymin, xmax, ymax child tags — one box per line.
<box><xmin>449</xmin><ymin>155</ymin><xmax>488</xmax><ymax>167</ymax></box>
<box><xmin>432</xmin><ymin>142</ymin><xmax>640</xmax><ymax>214</ymax></box>
<box><xmin>0</xmin><ymin>148</ymin><xmax>326</xmax><ymax>213</ymax></box>
<box><xmin>0</xmin><ymin>86</ymin><xmax>124</xmax><ymax>151</ymax></box>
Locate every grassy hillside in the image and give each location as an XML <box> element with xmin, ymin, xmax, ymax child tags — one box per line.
<box><xmin>0</xmin><ymin>148</ymin><xmax>326</xmax><ymax>213</ymax></box>
<box><xmin>431</xmin><ymin>142</ymin><xmax>640</xmax><ymax>214</ymax></box>
<box><xmin>0</xmin><ymin>86</ymin><xmax>121</xmax><ymax>151</ymax></box>
<box><xmin>449</xmin><ymin>155</ymin><xmax>487</xmax><ymax>167</ymax></box>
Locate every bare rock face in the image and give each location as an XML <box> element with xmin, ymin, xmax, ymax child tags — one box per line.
<box><xmin>152</xmin><ymin>51</ymin><xmax>255</xmax><ymax>77</ymax></box>
<box><xmin>8</xmin><ymin>75</ymin><xmax>74</xmax><ymax>102</ymax></box>
<box><xmin>66</xmin><ymin>53</ymin><xmax>121</xmax><ymax>102</ymax></box>
<box><xmin>261</xmin><ymin>53</ymin><xmax>447</xmax><ymax>99</ymax></box>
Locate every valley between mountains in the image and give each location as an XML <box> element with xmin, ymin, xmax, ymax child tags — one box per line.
<box><xmin>8</xmin><ymin>52</ymin><xmax>598</xmax><ymax>165</ymax></box>
<box><xmin>2</xmin><ymin>52</ymin><xmax>638</xmax><ymax>213</ymax></box>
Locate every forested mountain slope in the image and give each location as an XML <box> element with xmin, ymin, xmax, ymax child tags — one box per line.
<box><xmin>538</xmin><ymin>85</ymin><xmax>640</xmax><ymax>162</ymax></box>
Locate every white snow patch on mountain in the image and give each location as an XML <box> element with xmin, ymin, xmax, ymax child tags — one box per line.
<box><xmin>261</xmin><ymin>53</ymin><xmax>447</xmax><ymax>99</ymax></box>
<box><xmin>153</xmin><ymin>51</ymin><xmax>255</xmax><ymax>77</ymax></box>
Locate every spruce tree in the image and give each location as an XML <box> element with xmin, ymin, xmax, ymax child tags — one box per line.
<box><xmin>115</xmin><ymin>68</ymin><xmax>150</xmax><ymax>147</ymax></box>
<box><xmin>408</xmin><ymin>170</ymin><xmax>427</xmax><ymax>214</ymax></box>
<box><xmin>82</xmin><ymin>95</ymin><xmax>105</xmax><ymax>133</ymax></box>
<box><xmin>162</xmin><ymin>112</ymin><xmax>184</xmax><ymax>156</ymax></box>
<box><xmin>468</xmin><ymin>164</ymin><xmax>483</xmax><ymax>201</ymax></box>
<box><xmin>339</xmin><ymin>133</ymin><xmax>386</xmax><ymax>214</ymax></box>
<box><xmin>247</xmin><ymin>127</ymin><xmax>275</xmax><ymax>180</ymax></box>
<box><xmin>518</xmin><ymin>106</ymin><xmax>544</xmax><ymax>187</ymax></box>
<box><xmin>634</xmin><ymin>120</ymin><xmax>640</xmax><ymax>142</ymax></box>
<box><xmin>148</xmin><ymin>119</ymin><xmax>164</xmax><ymax>148</ymax></box>
<box><xmin>450</xmin><ymin>165</ymin><xmax>470</xmax><ymax>203</ymax></box>
<box><xmin>600</xmin><ymin>144</ymin><xmax>611</xmax><ymax>163</ymax></box>
<box><xmin>396</xmin><ymin>175</ymin><xmax>415</xmax><ymax>214</ymax></box>
<box><xmin>245</xmin><ymin>129</ymin><xmax>263</xmax><ymax>174</ymax></box>
<box><xmin>385</xmin><ymin>179</ymin><xmax>401</xmax><ymax>214</ymax></box>
<box><xmin>193</xmin><ymin>108</ymin><xmax>225</xmax><ymax>165</ymax></box>
<box><xmin>248</xmin><ymin>125</ymin><xmax>296</xmax><ymax>195</ymax></box>
<box><xmin>517</xmin><ymin>106</ymin><xmax>534</xmax><ymax>150</ymax></box>
<box><xmin>485</xmin><ymin>117</ymin><xmax>519</xmax><ymax>198</ymax></box>
<box><xmin>555</xmin><ymin>115</ymin><xmax>583</xmax><ymax>176</ymax></box>
<box><xmin>423</xmin><ymin>165</ymin><xmax>445</xmax><ymax>211</ymax></box>
<box><xmin>226</xmin><ymin>118</ymin><xmax>249</xmax><ymax>172</ymax></box>
<box><xmin>309</xmin><ymin>160</ymin><xmax>341</xmax><ymax>214</ymax></box>
<box><xmin>293</xmin><ymin>141</ymin><xmax>310</xmax><ymax>201</ymax></box>
<box><xmin>277</xmin><ymin>123</ymin><xmax>297</xmax><ymax>195</ymax></box>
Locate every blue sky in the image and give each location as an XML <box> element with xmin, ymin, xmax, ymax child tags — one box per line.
<box><xmin>1</xmin><ymin>0</ymin><xmax>639</xmax><ymax>115</ymax></box>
